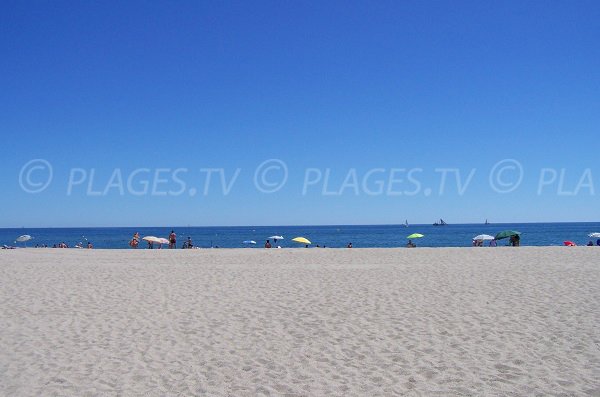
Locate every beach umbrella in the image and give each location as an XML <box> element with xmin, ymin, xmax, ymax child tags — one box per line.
<box><xmin>588</xmin><ymin>232</ymin><xmax>600</xmax><ymax>238</ymax></box>
<box><xmin>494</xmin><ymin>230</ymin><xmax>521</xmax><ymax>240</ymax></box>
<box><xmin>292</xmin><ymin>237</ymin><xmax>311</xmax><ymax>245</ymax></box>
<box><xmin>243</xmin><ymin>240</ymin><xmax>257</xmax><ymax>245</ymax></box>
<box><xmin>407</xmin><ymin>233</ymin><xmax>424</xmax><ymax>239</ymax></box>
<box><xmin>472</xmin><ymin>234</ymin><xmax>495</xmax><ymax>241</ymax></box>
<box><xmin>142</xmin><ymin>236</ymin><xmax>162</xmax><ymax>243</ymax></box>
<box><xmin>268</xmin><ymin>235</ymin><xmax>284</xmax><ymax>240</ymax></box>
<box><xmin>563</xmin><ymin>241</ymin><xmax>577</xmax><ymax>246</ymax></box>
<box><xmin>15</xmin><ymin>235</ymin><xmax>32</xmax><ymax>247</ymax></box>
<box><xmin>157</xmin><ymin>238</ymin><xmax>170</xmax><ymax>245</ymax></box>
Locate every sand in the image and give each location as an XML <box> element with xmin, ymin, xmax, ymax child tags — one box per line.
<box><xmin>0</xmin><ymin>247</ymin><xmax>599</xmax><ymax>396</ymax></box>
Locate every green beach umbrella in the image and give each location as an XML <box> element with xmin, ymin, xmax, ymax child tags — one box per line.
<box><xmin>407</xmin><ymin>233</ymin><xmax>424</xmax><ymax>239</ymax></box>
<box><xmin>494</xmin><ymin>230</ymin><xmax>521</xmax><ymax>240</ymax></box>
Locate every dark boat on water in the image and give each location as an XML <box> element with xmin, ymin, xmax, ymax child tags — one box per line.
<box><xmin>433</xmin><ymin>218</ymin><xmax>447</xmax><ymax>226</ymax></box>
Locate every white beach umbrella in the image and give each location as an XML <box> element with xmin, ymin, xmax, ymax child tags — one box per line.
<box><xmin>15</xmin><ymin>235</ymin><xmax>33</xmax><ymax>247</ymax></box>
<box><xmin>142</xmin><ymin>236</ymin><xmax>162</xmax><ymax>244</ymax></box>
<box><xmin>243</xmin><ymin>240</ymin><xmax>257</xmax><ymax>245</ymax></box>
<box><xmin>472</xmin><ymin>234</ymin><xmax>495</xmax><ymax>241</ymax></box>
<box><xmin>588</xmin><ymin>233</ymin><xmax>600</xmax><ymax>238</ymax></box>
<box><xmin>157</xmin><ymin>238</ymin><xmax>170</xmax><ymax>245</ymax></box>
<box><xmin>268</xmin><ymin>235</ymin><xmax>284</xmax><ymax>240</ymax></box>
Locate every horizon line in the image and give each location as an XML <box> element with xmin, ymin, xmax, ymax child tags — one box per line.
<box><xmin>2</xmin><ymin>220</ymin><xmax>599</xmax><ymax>230</ymax></box>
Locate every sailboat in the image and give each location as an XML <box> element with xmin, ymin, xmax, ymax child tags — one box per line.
<box><xmin>485</xmin><ymin>219</ymin><xmax>490</xmax><ymax>225</ymax></box>
<box><xmin>433</xmin><ymin>218</ymin><xmax>447</xmax><ymax>226</ymax></box>
<box><xmin>404</xmin><ymin>220</ymin><xmax>409</xmax><ymax>228</ymax></box>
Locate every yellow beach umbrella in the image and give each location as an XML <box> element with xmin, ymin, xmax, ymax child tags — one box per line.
<box><xmin>292</xmin><ymin>237</ymin><xmax>311</xmax><ymax>245</ymax></box>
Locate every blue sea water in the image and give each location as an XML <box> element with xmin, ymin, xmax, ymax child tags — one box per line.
<box><xmin>2</xmin><ymin>223</ymin><xmax>600</xmax><ymax>249</ymax></box>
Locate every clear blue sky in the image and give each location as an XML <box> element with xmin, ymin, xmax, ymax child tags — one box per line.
<box><xmin>1</xmin><ymin>0</ymin><xmax>599</xmax><ymax>227</ymax></box>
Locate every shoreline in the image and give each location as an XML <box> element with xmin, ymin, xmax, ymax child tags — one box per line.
<box><xmin>7</xmin><ymin>243</ymin><xmax>600</xmax><ymax>251</ymax></box>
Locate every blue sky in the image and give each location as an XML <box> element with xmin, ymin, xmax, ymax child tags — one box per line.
<box><xmin>1</xmin><ymin>0</ymin><xmax>599</xmax><ymax>227</ymax></box>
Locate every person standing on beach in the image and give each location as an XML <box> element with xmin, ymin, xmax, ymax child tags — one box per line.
<box><xmin>129</xmin><ymin>232</ymin><xmax>139</xmax><ymax>248</ymax></box>
<box><xmin>168</xmin><ymin>230</ymin><xmax>177</xmax><ymax>249</ymax></box>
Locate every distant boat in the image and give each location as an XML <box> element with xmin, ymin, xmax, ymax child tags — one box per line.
<box><xmin>485</xmin><ymin>219</ymin><xmax>490</xmax><ymax>225</ymax></box>
<box><xmin>404</xmin><ymin>220</ymin><xmax>409</xmax><ymax>228</ymax></box>
<box><xmin>433</xmin><ymin>218</ymin><xmax>447</xmax><ymax>226</ymax></box>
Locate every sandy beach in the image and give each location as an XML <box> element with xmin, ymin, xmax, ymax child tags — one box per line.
<box><xmin>0</xmin><ymin>248</ymin><xmax>599</xmax><ymax>396</ymax></box>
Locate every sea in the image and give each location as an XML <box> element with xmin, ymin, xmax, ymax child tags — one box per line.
<box><xmin>2</xmin><ymin>223</ymin><xmax>600</xmax><ymax>249</ymax></box>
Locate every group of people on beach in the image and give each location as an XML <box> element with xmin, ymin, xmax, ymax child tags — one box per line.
<box><xmin>263</xmin><ymin>239</ymin><xmax>337</xmax><ymax>248</ymax></box>
<box><xmin>32</xmin><ymin>242</ymin><xmax>93</xmax><ymax>249</ymax></box>
<box><xmin>471</xmin><ymin>237</ymin><xmax>518</xmax><ymax>247</ymax></box>
<box><xmin>128</xmin><ymin>230</ymin><xmax>194</xmax><ymax>249</ymax></box>
<box><xmin>74</xmin><ymin>242</ymin><xmax>93</xmax><ymax>249</ymax></box>
<box><xmin>472</xmin><ymin>239</ymin><xmax>498</xmax><ymax>247</ymax></box>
